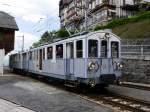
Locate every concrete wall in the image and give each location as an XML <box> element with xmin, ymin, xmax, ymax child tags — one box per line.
<box><xmin>121</xmin><ymin>57</ymin><xmax>150</xmax><ymax>84</ymax></box>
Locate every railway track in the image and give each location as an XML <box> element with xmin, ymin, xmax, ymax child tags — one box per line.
<box><xmin>22</xmin><ymin>74</ymin><xmax>150</xmax><ymax>112</ymax></box>
<box><xmin>60</xmin><ymin>85</ymin><xmax>150</xmax><ymax>112</ymax></box>
<box><xmin>93</xmin><ymin>93</ymin><xmax>150</xmax><ymax>112</ymax></box>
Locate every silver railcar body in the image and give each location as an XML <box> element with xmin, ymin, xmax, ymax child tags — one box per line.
<box><xmin>9</xmin><ymin>31</ymin><xmax>122</xmax><ymax>87</ymax></box>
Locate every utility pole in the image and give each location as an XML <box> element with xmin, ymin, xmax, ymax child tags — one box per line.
<box><xmin>84</xmin><ymin>0</ymin><xmax>89</xmax><ymax>31</ymax></box>
<box><xmin>17</xmin><ymin>35</ymin><xmax>24</xmax><ymax>51</ymax></box>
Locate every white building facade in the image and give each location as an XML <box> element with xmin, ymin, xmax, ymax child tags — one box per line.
<box><xmin>0</xmin><ymin>49</ymin><xmax>5</xmax><ymax>75</ymax></box>
<box><xmin>59</xmin><ymin>0</ymin><xmax>140</xmax><ymax>30</ymax></box>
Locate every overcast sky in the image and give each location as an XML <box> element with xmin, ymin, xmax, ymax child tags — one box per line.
<box><xmin>0</xmin><ymin>0</ymin><xmax>60</xmax><ymax>51</ymax></box>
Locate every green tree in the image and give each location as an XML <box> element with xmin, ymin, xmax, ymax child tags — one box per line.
<box><xmin>32</xmin><ymin>29</ymin><xmax>75</xmax><ymax>48</ymax></box>
<box><xmin>40</xmin><ymin>31</ymin><xmax>51</xmax><ymax>42</ymax></box>
<box><xmin>56</xmin><ymin>28</ymin><xmax>70</xmax><ymax>38</ymax></box>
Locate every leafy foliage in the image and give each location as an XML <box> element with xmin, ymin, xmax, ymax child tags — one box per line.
<box><xmin>56</xmin><ymin>28</ymin><xmax>70</xmax><ymax>38</ymax></box>
<box><xmin>32</xmin><ymin>28</ymin><xmax>74</xmax><ymax>48</ymax></box>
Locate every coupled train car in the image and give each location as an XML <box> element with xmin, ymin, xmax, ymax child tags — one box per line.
<box><xmin>9</xmin><ymin>31</ymin><xmax>123</xmax><ymax>87</ymax></box>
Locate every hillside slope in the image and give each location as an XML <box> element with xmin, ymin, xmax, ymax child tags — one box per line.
<box><xmin>112</xmin><ymin>19</ymin><xmax>150</xmax><ymax>39</ymax></box>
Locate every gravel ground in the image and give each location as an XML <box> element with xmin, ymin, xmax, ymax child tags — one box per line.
<box><xmin>0</xmin><ymin>73</ymin><xmax>113</xmax><ymax>112</ymax></box>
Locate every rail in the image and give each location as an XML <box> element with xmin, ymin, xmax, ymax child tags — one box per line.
<box><xmin>12</xmin><ymin>72</ymin><xmax>150</xmax><ymax>112</ymax></box>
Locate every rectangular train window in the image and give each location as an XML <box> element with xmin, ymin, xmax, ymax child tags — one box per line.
<box><xmin>47</xmin><ymin>46</ymin><xmax>53</xmax><ymax>59</ymax></box>
<box><xmin>33</xmin><ymin>51</ymin><xmax>35</xmax><ymax>60</ymax></box>
<box><xmin>88</xmin><ymin>39</ymin><xmax>98</xmax><ymax>58</ymax></box>
<box><xmin>34</xmin><ymin>51</ymin><xmax>36</xmax><ymax>60</ymax></box>
<box><xmin>76</xmin><ymin>40</ymin><xmax>83</xmax><ymax>58</ymax></box>
<box><xmin>36</xmin><ymin>50</ymin><xmax>38</xmax><ymax>60</ymax></box>
<box><xmin>29</xmin><ymin>51</ymin><xmax>32</xmax><ymax>60</ymax></box>
<box><xmin>111</xmin><ymin>41</ymin><xmax>119</xmax><ymax>58</ymax></box>
<box><xmin>56</xmin><ymin>44</ymin><xmax>63</xmax><ymax>59</ymax></box>
<box><xmin>66</xmin><ymin>42</ymin><xmax>74</xmax><ymax>59</ymax></box>
<box><xmin>101</xmin><ymin>40</ymin><xmax>107</xmax><ymax>58</ymax></box>
<box><xmin>43</xmin><ymin>48</ymin><xmax>45</xmax><ymax>60</ymax></box>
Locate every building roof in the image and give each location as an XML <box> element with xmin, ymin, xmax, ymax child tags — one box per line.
<box><xmin>0</xmin><ymin>11</ymin><xmax>19</xmax><ymax>30</ymax></box>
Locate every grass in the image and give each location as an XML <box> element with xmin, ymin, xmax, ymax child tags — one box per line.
<box><xmin>112</xmin><ymin>19</ymin><xmax>150</xmax><ymax>39</ymax></box>
<box><xmin>94</xmin><ymin>11</ymin><xmax>150</xmax><ymax>39</ymax></box>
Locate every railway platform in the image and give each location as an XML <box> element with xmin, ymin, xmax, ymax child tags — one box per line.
<box><xmin>0</xmin><ymin>98</ymin><xmax>35</xmax><ymax>112</ymax></box>
<box><xmin>0</xmin><ymin>73</ymin><xmax>113</xmax><ymax>112</ymax></box>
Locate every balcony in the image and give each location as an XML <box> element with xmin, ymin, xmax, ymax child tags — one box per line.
<box><xmin>89</xmin><ymin>3</ymin><xmax>116</xmax><ymax>14</ymax></box>
<box><xmin>69</xmin><ymin>15</ymin><xmax>83</xmax><ymax>22</ymax></box>
<box><xmin>66</xmin><ymin>11</ymin><xmax>77</xmax><ymax>19</ymax></box>
<box><xmin>122</xmin><ymin>4</ymin><xmax>139</xmax><ymax>11</ymax></box>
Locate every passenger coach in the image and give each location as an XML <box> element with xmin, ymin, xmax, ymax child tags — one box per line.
<box><xmin>9</xmin><ymin>31</ymin><xmax>123</xmax><ymax>87</ymax></box>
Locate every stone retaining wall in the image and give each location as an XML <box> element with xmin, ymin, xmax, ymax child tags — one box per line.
<box><xmin>121</xmin><ymin>57</ymin><xmax>150</xmax><ymax>84</ymax></box>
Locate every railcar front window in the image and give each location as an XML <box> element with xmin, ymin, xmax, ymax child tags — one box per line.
<box><xmin>111</xmin><ymin>42</ymin><xmax>119</xmax><ymax>58</ymax></box>
<box><xmin>56</xmin><ymin>44</ymin><xmax>63</xmax><ymax>59</ymax></box>
<box><xmin>101</xmin><ymin>40</ymin><xmax>107</xmax><ymax>58</ymax></box>
<box><xmin>88</xmin><ymin>40</ymin><xmax>98</xmax><ymax>58</ymax></box>
<box><xmin>76</xmin><ymin>40</ymin><xmax>83</xmax><ymax>58</ymax></box>
<box><xmin>47</xmin><ymin>47</ymin><xmax>53</xmax><ymax>59</ymax></box>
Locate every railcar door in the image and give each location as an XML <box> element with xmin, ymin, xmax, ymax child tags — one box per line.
<box><xmin>66</xmin><ymin>42</ymin><xmax>74</xmax><ymax>76</ymax></box>
<box><xmin>101</xmin><ymin>40</ymin><xmax>111</xmax><ymax>74</ymax></box>
<box><xmin>39</xmin><ymin>49</ymin><xmax>43</xmax><ymax>70</ymax></box>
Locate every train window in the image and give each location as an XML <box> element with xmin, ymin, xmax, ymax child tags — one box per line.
<box><xmin>33</xmin><ymin>51</ymin><xmax>35</xmax><ymax>60</ymax></box>
<box><xmin>33</xmin><ymin>51</ymin><xmax>36</xmax><ymax>60</ymax></box>
<box><xmin>66</xmin><ymin>42</ymin><xmax>74</xmax><ymax>59</ymax></box>
<box><xmin>43</xmin><ymin>48</ymin><xmax>45</xmax><ymax>60</ymax></box>
<box><xmin>88</xmin><ymin>40</ymin><xmax>98</xmax><ymax>58</ymax></box>
<box><xmin>18</xmin><ymin>54</ymin><xmax>20</xmax><ymax>61</ymax></box>
<box><xmin>56</xmin><ymin>44</ymin><xmax>63</xmax><ymax>59</ymax></box>
<box><xmin>101</xmin><ymin>40</ymin><xmax>107</xmax><ymax>58</ymax></box>
<box><xmin>36</xmin><ymin>51</ymin><xmax>38</xmax><ymax>60</ymax></box>
<box><xmin>29</xmin><ymin>52</ymin><xmax>32</xmax><ymax>60</ymax></box>
<box><xmin>111</xmin><ymin>41</ymin><xmax>119</xmax><ymax>58</ymax></box>
<box><xmin>47</xmin><ymin>47</ymin><xmax>53</xmax><ymax>59</ymax></box>
<box><xmin>76</xmin><ymin>40</ymin><xmax>83</xmax><ymax>58</ymax></box>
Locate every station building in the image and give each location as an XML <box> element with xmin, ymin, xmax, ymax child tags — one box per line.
<box><xmin>0</xmin><ymin>11</ymin><xmax>18</xmax><ymax>74</ymax></box>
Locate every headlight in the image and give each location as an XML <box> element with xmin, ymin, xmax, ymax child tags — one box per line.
<box><xmin>88</xmin><ymin>61</ymin><xmax>99</xmax><ymax>72</ymax></box>
<box><xmin>113</xmin><ymin>62</ymin><xmax>123</xmax><ymax>70</ymax></box>
<box><xmin>117</xmin><ymin>63</ymin><xmax>123</xmax><ymax>69</ymax></box>
<box><xmin>119</xmin><ymin>64</ymin><xmax>123</xmax><ymax>68</ymax></box>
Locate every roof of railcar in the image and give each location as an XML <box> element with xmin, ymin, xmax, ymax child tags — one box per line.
<box><xmin>30</xmin><ymin>31</ymin><xmax>120</xmax><ymax>51</ymax></box>
<box><xmin>11</xmin><ymin>31</ymin><xmax>121</xmax><ymax>55</ymax></box>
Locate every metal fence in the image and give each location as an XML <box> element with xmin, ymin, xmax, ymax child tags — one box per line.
<box><xmin>121</xmin><ymin>39</ymin><xmax>150</xmax><ymax>57</ymax></box>
<box><xmin>121</xmin><ymin>45</ymin><xmax>150</xmax><ymax>56</ymax></box>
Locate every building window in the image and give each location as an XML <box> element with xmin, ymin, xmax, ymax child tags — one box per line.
<box><xmin>96</xmin><ymin>0</ymin><xmax>100</xmax><ymax>5</ymax></box>
<box><xmin>47</xmin><ymin>47</ymin><xmax>53</xmax><ymax>59</ymax></box>
<box><xmin>76</xmin><ymin>40</ymin><xmax>83</xmax><ymax>58</ymax></box>
<box><xmin>56</xmin><ymin>44</ymin><xmax>63</xmax><ymax>59</ymax></box>
<box><xmin>101</xmin><ymin>40</ymin><xmax>107</xmax><ymax>58</ymax></box>
<box><xmin>111</xmin><ymin>41</ymin><xmax>119</xmax><ymax>58</ymax></box>
<box><xmin>88</xmin><ymin>40</ymin><xmax>98</xmax><ymax>58</ymax></box>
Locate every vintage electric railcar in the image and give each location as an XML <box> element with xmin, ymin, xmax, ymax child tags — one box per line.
<box><xmin>9</xmin><ymin>31</ymin><xmax>122</xmax><ymax>87</ymax></box>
